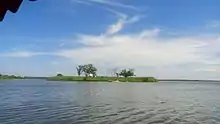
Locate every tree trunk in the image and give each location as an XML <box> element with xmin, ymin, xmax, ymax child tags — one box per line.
<box><xmin>124</xmin><ymin>76</ymin><xmax>128</xmax><ymax>82</ymax></box>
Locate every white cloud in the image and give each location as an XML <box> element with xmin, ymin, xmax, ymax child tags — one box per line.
<box><xmin>0</xmin><ymin>51</ymin><xmax>52</xmax><ymax>57</ymax></box>
<box><xmin>106</xmin><ymin>18</ymin><xmax>124</xmax><ymax>35</ymax></box>
<box><xmin>196</xmin><ymin>67</ymin><xmax>218</xmax><ymax>72</ymax></box>
<box><xmin>71</xmin><ymin>0</ymin><xmax>142</xmax><ymax>35</ymax></box>
<box><xmin>72</xmin><ymin>0</ymin><xmax>143</xmax><ymax>35</ymax></box>
<box><xmin>59</xmin><ymin>43</ymin><xmax>65</xmax><ymax>47</ymax></box>
<box><xmin>72</xmin><ymin>0</ymin><xmax>94</xmax><ymax>5</ymax></box>
<box><xmin>1</xmin><ymin>7</ymin><xmax>220</xmax><ymax>79</ymax></box>
<box><xmin>106</xmin><ymin>15</ymin><xmax>141</xmax><ymax>35</ymax></box>
<box><xmin>76</xmin><ymin>34</ymin><xmax>106</xmax><ymax>46</ymax></box>
<box><xmin>139</xmin><ymin>28</ymin><xmax>160</xmax><ymax>38</ymax></box>
<box><xmin>57</xmin><ymin>29</ymin><xmax>201</xmax><ymax>66</ymax></box>
<box><xmin>206</xmin><ymin>20</ymin><xmax>220</xmax><ymax>28</ymax></box>
<box><xmin>50</xmin><ymin>28</ymin><xmax>220</xmax><ymax>79</ymax></box>
<box><xmin>0</xmin><ymin>51</ymin><xmax>38</xmax><ymax>57</ymax></box>
<box><xmin>72</xmin><ymin>0</ymin><xmax>139</xmax><ymax>11</ymax></box>
<box><xmin>2</xmin><ymin>30</ymin><xmax>220</xmax><ymax>79</ymax></box>
<box><xmin>51</xmin><ymin>61</ymin><xmax>60</xmax><ymax>65</ymax></box>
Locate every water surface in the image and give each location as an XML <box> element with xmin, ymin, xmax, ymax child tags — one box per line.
<box><xmin>1</xmin><ymin>80</ymin><xmax>220</xmax><ymax>124</ymax></box>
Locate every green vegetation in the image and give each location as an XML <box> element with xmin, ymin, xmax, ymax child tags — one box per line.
<box><xmin>82</xmin><ymin>64</ymin><xmax>97</xmax><ymax>77</ymax></box>
<box><xmin>47</xmin><ymin>76</ymin><xmax>158</xmax><ymax>82</ymax></box>
<box><xmin>0</xmin><ymin>74</ymin><xmax>24</xmax><ymax>80</ymax></box>
<box><xmin>1</xmin><ymin>64</ymin><xmax>158</xmax><ymax>82</ymax></box>
<box><xmin>56</xmin><ymin>73</ymin><xmax>63</xmax><ymax>77</ymax></box>
<box><xmin>48</xmin><ymin>64</ymin><xmax>158</xmax><ymax>82</ymax></box>
<box><xmin>119</xmin><ymin>68</ymin><xmax>135</xmax><ymax>78</ymax></box>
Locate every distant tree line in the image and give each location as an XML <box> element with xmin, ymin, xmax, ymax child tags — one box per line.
<box><xmin>118</xmin><ymin>68</ymin><xmax>135</xmax><ymax>78</ymax></box>
<box><xmin>51</xmin><ymin>64</ymin><xmax>158</xmax><ymax>82</ymax></box>
<box><xmin>0</xmin><ymin>73</ymin><xmax>23</xmax><ymax>79</ymax></box>
<box><xmin>56</xmin><ymin>64</ymin><xmax>136</xmax><ymax>79</ymax></box>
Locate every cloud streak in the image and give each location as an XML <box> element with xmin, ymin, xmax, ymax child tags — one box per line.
<box><xmin>71</xmin><ymin>0</ymin><xmax>139</xmax><ymax>11</ymax></box>
<box><xmin>0</xmin><ymin>51</ymin><xmax>53</xmax><ymax>57</ymax></box>
<box><xmin>72</xmin><ymin>0</ymin><xmax>94</xmax><ymax>5</ymax></box>
<box><xmin>106</xmin><ymin>15</ymin><xmax>141</xmax><ymax>35</ymax></box>
<box><xmin>71</xmin><ymin>0</ymin><xmax>143</xmax><ymax>35</ymax></box>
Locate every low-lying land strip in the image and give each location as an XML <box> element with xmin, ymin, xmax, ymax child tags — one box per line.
<box><xmin>47</xmin><ymin>76</ymin><xmax>158</xmax><ymax>82</ymax></box>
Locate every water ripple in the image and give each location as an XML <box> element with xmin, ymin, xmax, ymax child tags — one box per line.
<box><xmin>1</xmin><ymin>80</ymin><xmax>220</xmax><ymax>124</ymax></box>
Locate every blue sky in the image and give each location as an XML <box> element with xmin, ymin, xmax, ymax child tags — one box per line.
<box><xmin>0</xmin><ymin>0</ymin><xmax>220</xmax><ymax>79</ymax></box>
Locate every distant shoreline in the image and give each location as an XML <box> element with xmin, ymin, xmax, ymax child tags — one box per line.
<box><xmin>47</xmin><ymin>76</ymin><xmax>158</xmax><ymax>82</ymax></box>
<box><xmin>0</xmin><ymin>75</ymin><xmax>24</xmax><ymax>80</ymax></box>
<box><xmin>1</xmin><ymin>77</ymin><xmax>219</xmax><ymax>82</ymax></box>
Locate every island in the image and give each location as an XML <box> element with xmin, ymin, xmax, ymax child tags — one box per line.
<box><xmin>47</xmin><ymin>64</ymin><xmax>158</xmax><ymax>82</ymax></box>
<box><xmin>0</xmin><ymin>74</ymin><xmax>24</xmax><ymax>80</ymax></box>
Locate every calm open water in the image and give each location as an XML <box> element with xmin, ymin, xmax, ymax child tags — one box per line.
<box><xmin>1</xmin><ymin>80</ymin><xmax>220</xmax><ymax>124</ymax></box>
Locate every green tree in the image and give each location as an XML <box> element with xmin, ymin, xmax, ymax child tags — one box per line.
<box><xmin>82</xmin><ymin>64</ymin><xmax>97</xmax><ymax>77</ymax></box>
<box><xmin>76</xmin><ymin>65</ymin><xmax>84</xmax><ymax>76</ymax></box>
<box><xmin>57</xmin><ymin>73</ymin><xmax>63</xmax><ymax>77</ymax></box>
<box><xmin>119</xmin><ymin>68</ymin><xmax>135</xmax><ymax>78</ymax></box>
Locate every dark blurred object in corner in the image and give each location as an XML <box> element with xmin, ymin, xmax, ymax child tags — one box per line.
<box><xmin>0</xmin><ymin>0</ymin><xmax>23</xmax><ymax>21</ymax></box>
<box><xmin>0</xmin><ymin>0</ymin><xmax>37</xmax><ymax>21</ymax></box>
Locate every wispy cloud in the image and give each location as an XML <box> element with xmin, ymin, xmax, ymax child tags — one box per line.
<box><xmin>71</xmin><ymin>0</ymin><xmax>94</xmax><ymax>5</ymax></box>
<box><xmin>2</xmin><ymin>29</ymin><xmax>220</xmax><ymax>79</ymax></box>
<box><xmin>89</xmin><ymin>0</ymin><xmax>139</xmax><ymax>11</ymax></box>
<box><xmin>57</xmin><ymin>29</ymin><xmax>202</xmax><ymax>65</ymax></box>
<box><xmin>106</xmin><ymin>15</ymin><xmax>141</xmax><ymax>35</ymax></box>
<box><xmin>71</xmin><ymin>0</ymin><xmax>139</xmax><ymax>11</ymax></box>
<box><xmin>0</xmin><ymin>51</ymin><xmax>38</xmax><ymax>57</ymax></box>
<box><xmin>206</xmin><ymin>20</ymin><xmax>220</xmax><ymax>28</ymax></box>
<box><xmin>0</xmin><ymin>51</ymin><xmax>53</xmax><ymax>57</ymax></box>
<box><xmin>56</xmin><ymin>31</ymin><xmax>220</xmax><ymax>79</ymax></box>
<box><xmin>75</xmin><ymin>35</ymin><xmax>106</xmax><ymax>46</ymax></box>
<box><xmin>71</xmin><ymin>0</ymin><xmax>143</xmax><ymax>35</ymax></box>
<box><xmin>106</xmin><ymin>19</ymin><xmax>124</xmax><ymax>35</ymax></box>
<box><xmin>51</xmin><ymin>61</ymin><xmax>60</xmax><ymax>65</ymax></box>
<box><xmin>196</xmin><ymin>67</ymin><xmax>218</xmax><ymax>72</ymax></box>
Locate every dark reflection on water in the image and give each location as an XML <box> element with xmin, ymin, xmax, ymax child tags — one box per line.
<box><xmin>1</xmin><ymin>80</ymin><xmax>220</xmax><ymax>124</ymax></box>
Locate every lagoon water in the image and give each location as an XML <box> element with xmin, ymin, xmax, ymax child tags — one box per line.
<box><xmin>1</xmin><ymin>80</ymin><xmax>220</xmax><ymax>124</ymax></box>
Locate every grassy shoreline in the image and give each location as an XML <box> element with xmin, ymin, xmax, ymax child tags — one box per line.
<box><xmin>0</xmin><ymin>76</ymin><xmax>24</xmax><ymax>80</ymax></box>
<box><xmin>47</xmin><ymin>76</ymin><xmax>158</xmax><ymax>82</ymax></box>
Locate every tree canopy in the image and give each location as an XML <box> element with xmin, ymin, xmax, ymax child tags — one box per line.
<box><xmin>76</xmin><ymin>64</ymin><xmax>97</xmax><ymax>77</ymax></box>
<box><xmin>56</xmin><ymin>73</ymin><xmax>63</xmax><ymax>77</ymax></box>
<box><xmin>0</xmin><ymin>74</ymin><xmax>23</xmax><ymax>79</ymax></box>
<box><xmin>119</xmin><ymin>68</ymin><xmax>135</xmax><ymax>78</ymax></box>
